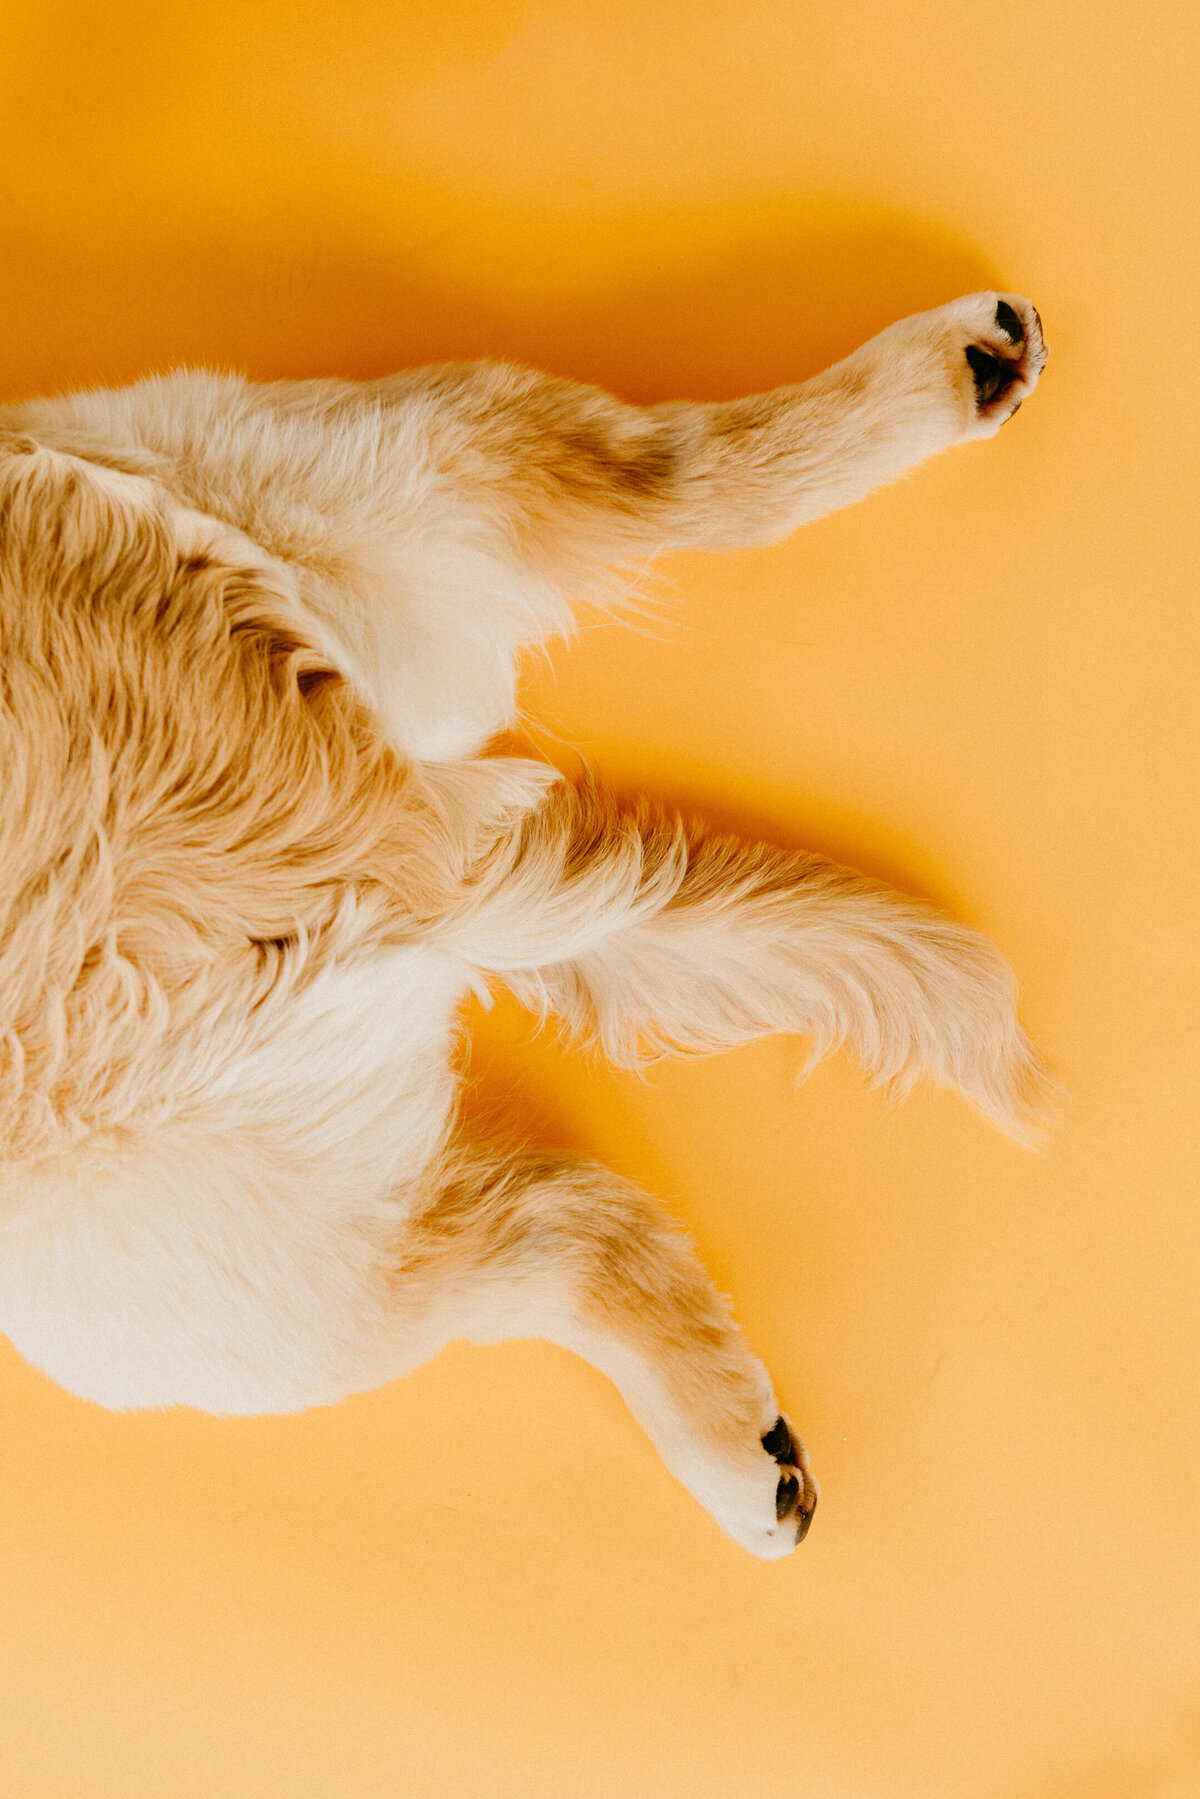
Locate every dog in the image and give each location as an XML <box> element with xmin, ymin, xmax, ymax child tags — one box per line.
<box><xmin>0</xmin><ymin>291</ymin><xmax>1048</xmax><ymax>1557</ymax></box>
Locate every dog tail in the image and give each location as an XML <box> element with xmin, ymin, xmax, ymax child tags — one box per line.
<box><xmin>432</xmin><ymin>776</ymin><xmax>1055</xmax><ymax>1146</ymax></box>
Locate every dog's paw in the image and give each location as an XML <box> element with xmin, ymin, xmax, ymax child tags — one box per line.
<box><xmin>687</xmin><ymin>1409</ymin><xmax>818</xmax><ymax>1561</ymax></box>
<box><xmin>944</xmin><ymin>291</ymin><xmax>1049</xmax><ymax>439</ymax></box>
<box><xmin>761</xmin><ymin>1412</ymin><xmax>819</xmax><ymax>1545</ymax></box>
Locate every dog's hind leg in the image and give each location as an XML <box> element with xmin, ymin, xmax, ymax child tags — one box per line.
<box><xmin>370</xmin><ymin>290</ymin><xmax>1047</xmax><ymax>569</ymax></box>
<box><xmin>2</xmin><ymin>294</ymin><xmax>1044</xmax><ymax>759</ymax></box>
<box><xmin>394</xmin><ymin>1143</ymin><xmax>817</xmax><ymax>1560</ymax></box>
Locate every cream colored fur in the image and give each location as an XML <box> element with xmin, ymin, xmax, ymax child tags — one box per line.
<box><xmin>0</xmin><ymin>291</ymin><xmax>1048</xmax><ymax>1557</ymax></box>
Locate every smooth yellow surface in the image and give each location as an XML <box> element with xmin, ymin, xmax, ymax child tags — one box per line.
<box><xmin>2</xmin><ymin>4</ymin><xmax>1199</xmax><ymax>1795</ymax></box>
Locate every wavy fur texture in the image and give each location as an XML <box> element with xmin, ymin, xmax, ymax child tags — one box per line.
<box><xmin>0</xmin><ymin>291</ymin><xmax>1050</xmax><ymax>1556</ymax></box>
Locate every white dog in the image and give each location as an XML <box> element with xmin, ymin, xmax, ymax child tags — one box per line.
<box><xmin>0</xmin><ymin>292</ymin><xmax>1048</xmax><ymax>1556</ymax></box>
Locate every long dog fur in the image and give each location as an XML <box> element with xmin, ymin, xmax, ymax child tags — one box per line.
<box><xmin>0</xmin><ymin>291</ymin><xmax>1049</xmax><ymax>1556</ymax></box>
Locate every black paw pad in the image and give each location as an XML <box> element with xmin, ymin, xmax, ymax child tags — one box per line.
<box><xmin>775</xmin><ymin>1472</ymin><xmax>800</xmax><ymax>1522</ymax></box>
<box><xmin>965</xmin><ymin>344</ymin><xmax>1012</xmax><ymax>408</ymax></box>
<box><xmin>994</xmin><ymin>300</ymin><xmax>1024</xmax><ymax>344</ymax></box>
<box><xmin>762</xmin><ymin>1416</ymin><xmax>793</xmax><ymax>1463</ymax></box>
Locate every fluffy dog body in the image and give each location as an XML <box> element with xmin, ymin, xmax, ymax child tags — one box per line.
<box><xmin>0</xmin><ymin>293</ymin><xmax>1048</xmax><ymax>1555</ymax></box>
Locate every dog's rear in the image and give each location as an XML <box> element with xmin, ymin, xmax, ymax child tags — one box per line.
<box><xmin>0</xmin><ymin>292</ymin><xmax>1048</xmax><ymax>1555</ymax></box>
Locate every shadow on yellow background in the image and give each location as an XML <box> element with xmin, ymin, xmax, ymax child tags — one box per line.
<box><xmin>7</xmin><ymin>207</ymin><xmax>997</xmax><ymax>398</ymax></box>
<box><xmin>2</xmin><ymin>2</ymin><xmax>1199</xmax><ymax>1797</ymax></box>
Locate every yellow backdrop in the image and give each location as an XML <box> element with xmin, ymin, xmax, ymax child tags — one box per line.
<box><xmin>2</xmin><ymin>3</ymin><xmax>1198</xmax><ymax>1795</ymax></box>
